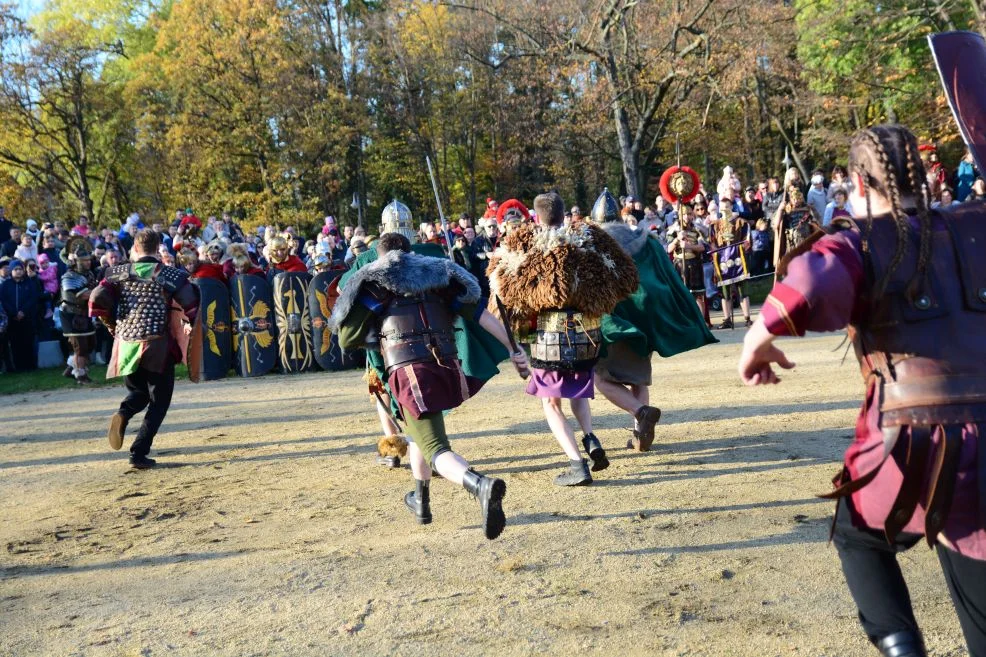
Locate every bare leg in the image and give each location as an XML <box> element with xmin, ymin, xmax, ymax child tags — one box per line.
<box><xmin>740</xmin><ymin>296</ymin><xmax>751</xmax><ymax>320</ymax></box>
<box><xmin>376</xmin><ymin>398</ymin><xmax>400</xmax><ymax>437</ymax></box>
<box><xmin>541</xmin><ymin>397</ymin><xmax>583</xmax><ymax>460</ymax></box>
<box><xmin>433</xmin><ymin>451</ymin><xmax>469</xmax><ymax>486</ymax></box>
<box><xmin>595</xmin><ymin>377</ymin><xmax>642</xmax><ymax>416</ymax></box>
<box><xmin>722</xmin><ymin>297</ymin><xmax>733</xmax><ymax>324</ymax></box>
<box><xmin>407</xmin><ymin>441</ymin><xmax>432</xmax><ymax>481</ymax></box>
<box><xmin>569</xmin><ymin>398</ymin><xmax>593</xmax><ymax>435</ymax></box>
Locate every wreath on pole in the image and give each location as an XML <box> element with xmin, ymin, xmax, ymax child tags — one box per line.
<box><xmin>659</xmin><ymin>165</ymin><xmax>701</xmax><ymax>204</ymax></box>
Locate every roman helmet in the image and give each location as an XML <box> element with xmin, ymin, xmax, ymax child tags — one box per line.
<box><xmin>590</xmin><ymin>188</ymin><xmax>620</xmax><ymax>223</ymax></box>
<box><xmin>381</xmin><ymin>199</ymin><xmax>416</xmax><ymax>243</ymax></box>
<box><xmin>60</xmin><ymin>235</ymin><xmax>94</xmax><ymax>272</ymax></box>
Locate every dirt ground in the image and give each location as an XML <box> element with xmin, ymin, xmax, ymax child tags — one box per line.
<box><xmin>0</xmin><ymin>326</ymin><xmax>969</xmax><ymax>657</ymax></box>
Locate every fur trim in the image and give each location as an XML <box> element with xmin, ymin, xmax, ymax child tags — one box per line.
<box><xmin>487</xmin><ymin>222</ymin><xmax>638</xmax><ymax>317</ymax></box>
<box><xmin>599</xmin><ymin>222</ymin><xmax>650</xmax><ymax>257</ymax></box>
<box><xmin>377</xmin><ymin>435</ymin><xmax>408</xmax><ymax>458</ymax></box>
<box><xmin>329</xmin><ymin>250</ymin><xmax>481</xmax><ymax>330</ymax></box>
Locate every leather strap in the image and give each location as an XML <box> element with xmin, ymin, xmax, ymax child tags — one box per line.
<box><xmin>883</xmin><ymin>427</ymin><xmax>932</xmax><ymax>542</ymax></box>
<box><xmin>882</xmin><ymin>402</ymin><xmax>986</xmax><ymax>427</ymax></box>
<box><xmin>819</xmin><ymin>426</ymin><xmax>903</xmax><ymax>501</ymax></box>
<box><xmin>882</xmin><ymin>375</ymin><xmax>986</xmax><ymax>410</ymax></box>
<box><xmin>924</xmin><ymin>424</ymin><xmax>963</xmax><ymax>547</ymax></box>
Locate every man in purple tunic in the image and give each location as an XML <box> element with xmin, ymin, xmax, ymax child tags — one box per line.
<box><xmin>488</xmin><ymin>193</ymin><xmax>638</xmax><ymax>486</ymax></box>
<box><xmin>739</xmin><ymin>124</ymin><xmax>986</xmax><ymax>657</ymax></box>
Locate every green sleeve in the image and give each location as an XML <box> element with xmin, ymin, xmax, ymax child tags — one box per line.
<box><xmin>337</xmin><ymin>303</ymin><xmax>377</xmax><ymax>350</ymax></box>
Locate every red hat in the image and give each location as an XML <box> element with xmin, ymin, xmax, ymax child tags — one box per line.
<box><xmin>918</xmin><ymin>144</ymin><xmax>937</xmax><ymax>152</ymax></box>
<box><xmin>486</xmin><ymin>197</ymin><xmax>497</xmax><ymax>208</ymax></box>
<box><xmin>495</xmin><ymin>199</ymin><xmax>529</xmax><ymax>225</ymax></box>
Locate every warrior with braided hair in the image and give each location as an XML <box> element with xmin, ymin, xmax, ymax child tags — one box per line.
<box><xmin>739</xmin><ymin>124</ymin><xmax>986</xmax><ymax>657</ymax></box>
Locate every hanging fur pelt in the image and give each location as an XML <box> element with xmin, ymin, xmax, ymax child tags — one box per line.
<box><xmin>487</xmin><ymin>221</ymin><xmax>638</xmax><ymax>317</ymax></box>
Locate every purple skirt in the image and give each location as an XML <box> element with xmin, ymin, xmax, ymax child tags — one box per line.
<box><xmin>525</xmin><ymin>368</ymin><xmax>595</xmax><ymax>399</ymax></box>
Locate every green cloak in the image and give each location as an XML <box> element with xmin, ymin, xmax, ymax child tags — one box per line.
<box><xmin>600</xmin><ymin>229</ymin><xmax>717</xmax><ymax>358</ymax></box>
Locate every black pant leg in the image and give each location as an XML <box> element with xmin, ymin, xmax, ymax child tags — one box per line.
<box><xmin>8</xmin><ymin>320</ymin><xmax>34</xmax><ymax>371</ymax></box>
<box><xmin>832</xmin><ymin>497</ymin><xmax>923</xmax><ymax>643</ymax></box>
<box><xmin>937</xmin><ymin>544</ymin><xmax>986</xmax><ymax>656</ymax></box>
<box><xmin>130</xmin><ymin>365</ymin><xmax>175</xmax><ymax>457</ymax></box>
<box><xmin>119</xmin><ymin>369</ymin><xmax>151</xmax><ymax>420</ymax></box>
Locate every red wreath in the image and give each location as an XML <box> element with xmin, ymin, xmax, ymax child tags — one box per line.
<box><xmin>495</xmin><ymin>198</ymin><xmax>530</xmax><ymax>224</ymax></box>
<box><xmin>659</xmin><ymin>165</ymin><xmax>701</xmax><ymax>204</ymax></box>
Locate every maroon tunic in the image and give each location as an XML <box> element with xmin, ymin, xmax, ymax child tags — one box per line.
<box><xmin>761</xmin><ymin>222</ymin><xmax>986</xmax><ymax>560</ymax></box>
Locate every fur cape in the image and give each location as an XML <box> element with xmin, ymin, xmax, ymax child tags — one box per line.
<box><xmin>328</xmin><ymin>249</ymin><xmax>481</xmax><ymax>330</ymax></box>
<box><xmin>487</xmin><ymin>221</ymin><xmax>638</xmax><ymax>317</ymax></box>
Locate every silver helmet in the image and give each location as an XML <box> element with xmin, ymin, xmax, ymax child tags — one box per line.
<box><xmin>381</xmin><ymin>199</ymin><xmax>416</xmax><ymax>243</ymax></box>
<box><xmin>590</xmin><ymin>188</ymin><xmax>620</xmax><ymax>223</ymax></box>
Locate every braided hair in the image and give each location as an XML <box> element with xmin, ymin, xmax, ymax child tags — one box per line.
<box><xmin>847</xmin><ymin>124</ymin><xmax>930</xmax><ymax>299</ymax></box>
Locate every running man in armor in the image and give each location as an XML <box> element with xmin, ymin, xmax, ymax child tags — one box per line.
<box><xmin>90</xmin><ymin>230</ymin><xmax>199</xmax><ymax>469</ymax></box>
<box><xmin>330</xmin><ymin>232</ymin><xmax>528</xmax><ymax>539</ymax></box>
<box><xmin>590</xmin><ymin>189</ymin><xmax>716</xmax><ymax>451</ymax></box>
<box><xmin>488</xmin><ymin>192</ymin><xmax>638</xmax><ymax>485</ymax></box>
<box><xmin>740</xmin><ymin>125</ymin><xmax>986</xmax><ymax>656</ymax></box>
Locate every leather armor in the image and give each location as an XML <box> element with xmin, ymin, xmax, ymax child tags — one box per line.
<box><xmin>377</xmin><ymin>291</ymin><xmax>458</xmax><ymax>372</ymax></box>
<box><xmin>852</xmin><ymin>207</ymin><xmax>986</xmax><ymax>426</ymax></box>
<box><xmin>106</xmin><ymin>264</ymin><xmax>189</xmax><ymax>342</ymax></box>
<box><xmin>782</xmin><ymin>207</ymin><xmax>816</xmax><ymax>254</ymax></box>
<box><xmin>530</xmin><ymin>310</ymin><xmax>601</xmax><ymax>372</ymax></box>
<box><xmin>59</xmin><ymin>270</ymin><xmax>97</xmax><ymax>336</ymax></box>
<box><xmin>822</xmin><ymin>207</ymin><xmax>986</xmax><ymax>544</ymax></box>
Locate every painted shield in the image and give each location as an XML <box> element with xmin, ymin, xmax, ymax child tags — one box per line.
<box><xmin>230</xmin><ymin>274</ymin><xmax>277</xmax><ymax>378</ymax></box>
<box><xmin>308</xmin><ymin>272</ymin><xmax>365</xmax><ymax>371</ymax></box>
<box><xmin>190</xmin><ymin>278</ymin><xmax>232</xmax><ymax>380</ymax></box>
<box><xmin>272</xmin><ymin>271</ymin><xmax>314</xmax><ymax>373</ymax></box>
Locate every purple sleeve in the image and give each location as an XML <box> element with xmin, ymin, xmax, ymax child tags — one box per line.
<box><xmin>761</xmin><ymin>231</ymin><xmax>864</xmax><ymax>337</ymax></box>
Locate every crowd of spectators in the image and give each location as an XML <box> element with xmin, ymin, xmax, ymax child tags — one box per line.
<box><xmin>1</xmin><ymin>145</ymin><xmax>980</xmax><ymax>374</ymax></box>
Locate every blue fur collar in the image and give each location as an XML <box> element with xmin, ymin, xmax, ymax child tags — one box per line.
<box><xmin>329</xmin><ymin>250</ymin><xmax>480</xmax><ymax>329</ymax></box>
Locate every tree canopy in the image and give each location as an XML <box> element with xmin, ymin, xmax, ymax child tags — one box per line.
<box><xmin>0</xmin><ymin>0</ymin><xmax>979</xmax><ymax>231</ymax></box>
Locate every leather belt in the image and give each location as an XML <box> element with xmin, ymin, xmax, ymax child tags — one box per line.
<box><xmin>882</xmin><ymin>375</ymin><xmax>986</xmax><ymax>410</ymax></box>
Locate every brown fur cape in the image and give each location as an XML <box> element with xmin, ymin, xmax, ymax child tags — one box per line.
<box><xmin>486</xmin><ymin>221</ymin><xmax>638</xmax><ymax>317</ymax></box>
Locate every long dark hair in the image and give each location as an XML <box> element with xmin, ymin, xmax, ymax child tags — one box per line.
<box><xmin>847</xmin><ymin>124</ymin><xmax>932</xmax><ymax>299</ymax></box>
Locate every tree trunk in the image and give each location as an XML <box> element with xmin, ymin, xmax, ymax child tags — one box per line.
<box><xmin>613</xmin><ymin>105</ymin><xmax>641</xmax><ymax>198</ymax></box>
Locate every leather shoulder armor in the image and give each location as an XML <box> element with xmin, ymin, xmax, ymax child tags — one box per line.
<box><xmin>155</xmin><ymin>265</ymin><xmax>189</xmax><ymax>293</ymax></box>
<box><xmin>105</xmin><ymin>264</ymin><xmax>132</xmax><ymax>283</ymax></box>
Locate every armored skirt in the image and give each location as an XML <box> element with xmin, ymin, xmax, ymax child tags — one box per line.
<box><xmin>761</xmin><ymin>218</ymin><xmax>986</xmax><ymax>561</ymax></box>
<box><xmin>674</xmin><ymin>257</ymin><xmax>705</xmax><ymax>292</ymax></box>
<box><xmin>525</xmin><ymin>309</ymin><xmax>600</xmax><ymax>399</ymax></box>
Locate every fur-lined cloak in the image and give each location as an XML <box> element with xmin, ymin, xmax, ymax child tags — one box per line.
<box><xmin>329</xmin><ymin>249</ymin><xmax>480</xmax><ymax>333</ymax></box>
<box><xmin>599</xmin><ymin>223</ymin><xmax>717</xmax><ymax>358</ymax></box>
<box><xmin>487</xmin><ymin>221</ymin><xmax>638</xmax><ymax>317</ymax></box>
<box><xmin>334</xmin><ymin>245</ymin><xmax>510</xmax><ymax>414</ymax></box>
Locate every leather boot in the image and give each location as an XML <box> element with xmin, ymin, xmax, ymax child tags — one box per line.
<box><xmin>554</xmin><ymin>459</ymin><xmax>592</xmax><ymax>486</ymax></box>
<box><xmin>403</xmin><ymin>479</ymin><xmax>432</xmax><ymax>525</ymax></box>
<box><xmin>630</xmin><ymin>405</ymin><xmax>662</xmax><ymax>452</ymax></box>
<box><xmin>461</xmin><ymin>469</ymin><xmax>506</xmax><ymax>540</ymax></box>
<box><xmin>875</xmin><ymin>631</ymin><xmax>926</xmax><ymax>657</ymax></box>
<box><xmin>108</xmin><ymin>413</ymin><xmax>128</xmax><ymax>451</ymax></box>
<box><xmin>581</xmin><ymin>433</ymin><xmax>609</xmax><ymax>472</ymax></box>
